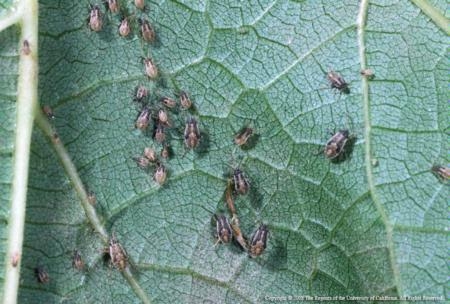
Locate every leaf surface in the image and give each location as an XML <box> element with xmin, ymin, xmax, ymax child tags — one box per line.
<box><xmin>0</xmin><ymin>0</ymin><xmax>448</xmax><ymax>303</ymax></box>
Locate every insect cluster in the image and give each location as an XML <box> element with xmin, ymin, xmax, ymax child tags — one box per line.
<box><xmin>88</xmin><ymin>1</ymin><xmax>202</xmax><ymax>186</ymax></box>
<box><xmin>213</xmin><ymin>168</ymin><xmax>269</xmax><ymax>257</ymax></box>
<box><xmin>131</xmin><ymin>87</ymin><xmax>198</xmax><ymax>184</ymax></box>
<box><xmin>30</xmin><ymin>0</ymin><xmax>162</xmax><ymax>281</ymax></box>
<box><xmin>87</xmin><ymin>1</ymin><xmax>152</xmax><ymax>39</ymax></box>
<box><xmin>209</xmin><ymin>127</ymin><xmax>271</xmax><ymax>258</ymax></box>
<box><xmin>106</xmin><ymin>234</ymin><xmax>128</xmax><ymax>270</ymax></box>
<box><xmin>35</xmin><ymin>265</ymin><xmax>50</xmax><ymax>284</ymax></box>
<box><xmin>210</xmin><ymin>68</ymin><xmax>377</xmax><ymax>256</ymax></box>
<box><xmin>71</xmin><ymin>0</ymin><xmax>201</xmax><ymax>275</ymax></box>
<box><xmin>32</xmin><ymin>1</ymin><xmax>448</xmax><ymax>287</ymax></box>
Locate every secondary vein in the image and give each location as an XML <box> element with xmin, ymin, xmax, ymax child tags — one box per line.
<box><xmin>357</xmin><ymin>0</ymin><xmax>404</xmax><ymax>298</ymax></box>
<box><xmin>35</xmin><ymin>110</ymin><xmax>108</xmax><ymax>242</ymax></box>
<box><xmin>410</xmin><ymin>0</ymin><xmax>450</xmax><ymax>35</ymax></box>
<box><xmin>35</xmin><ymin>111</ymin><xmax>152</xmax><ymax>304</ymax></box>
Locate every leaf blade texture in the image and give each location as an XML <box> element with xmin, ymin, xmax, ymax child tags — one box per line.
<box><xmin>0</xmin><ymin>0</ymin><xmax>448</xmax><ymax>303</ymax></box>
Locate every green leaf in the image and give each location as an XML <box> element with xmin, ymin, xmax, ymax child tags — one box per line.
<box><xmin>0</xmin><ymin>0</ymin><xmax>448</xmax><ymax>303</ymax></box>
<box><xmin>0</xmin><ymin>23</ymin><xmax>19</xmax><ymax>299</ymax></box>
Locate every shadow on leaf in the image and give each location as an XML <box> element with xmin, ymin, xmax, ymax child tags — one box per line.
<box><xmin>240</xmin><ymin>132</ymin><xmax>260</xmax><ymax>151</ymax></box>
<box><xmin>196</xmin><ymin>129</ymin><xmax>211</xmax><ymax>158</ymax></box>
<box><xmin>265</xmin><ymin>233</ymin><xmax>287</xmax><ymax>270</ymax></box>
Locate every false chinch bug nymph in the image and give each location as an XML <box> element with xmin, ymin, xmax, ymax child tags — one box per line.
<box><xmin>118</xmin><ymin>17</ymin><xmax>131</xmax><ymax>37</ymax></box>
<box><xmin>133</xmin><ymin>155</ymin><xmax>150</xmax><ymax>169</ymax></box>
<box><xmin>42</xmin><ymin>105</ymin><xmax>55</xmax><ymax>119</ymax></box>
<box><xmin>360</xmin><ymin>68</ymin><xmax>374</xmax><ymax>79</ymax></box>
<box><xmin>179</xmin><ymin>91</ymin><xmax>192</xmax><ymax>109</ymax></box>
<box><xmin>87</xmin><ymin>190</ymin><xmax>97</xmax><ymax>205</ymax></box>
<box><xmin>22</xmin><ymin>40</ymin><xmax>31</xmax><ymax>55</ymax></box>
<box><xmin>134</xmin><ymin>85</ymin><xmax>149</xmax><ymax>102</ymax></box>
<box><xmin>234</xmin><ymin>127</ymin><xmax>254</xmax><ymax>146</ymax></box>
<box><xmin>108</xmin><ymin>234</ymin><xmax>128</xmax><ymax>270</ymax></box>
<box><xmin>161</xmin><ymin>144</ymin><xmax>170</xmax><ymax>159</ymax></box>
<box><xmin>324</xmin><ymin>129</ymin><xmax>350</xmax><ymax>160</ymax></box>
<box><xmin>431</xmin><ymin>165</ymin><xmax>450</xmax><ymax>181</ymax></box>
<box><xmin>135</xmin><ymin>107</ymin><xmax>151</xmax><ymax>130</ymax></box>
<box><xmin>72</xmin><ymin>250</ymin><xmax>84</xmax><ymax>270</ymax></box>
<box><xmin>104</xmin><ymin>0</ymin><xmax>119</xmax><ymax>13</ymax></box>
<box><xmin>327</xmin><ymin>70</ymin><xmax>349</xmax><ymax>94</ymax></box>
<box><xmin>135</xmin><ymin>0</ymin><xmax>145</xmax><ymax>10</ymax></box>
<box><xmin>35</xmin><ymin>265</ymin><xmax>50</xmax><ymax>283</ymax></box>
<box><xmin>153</xmin><ymin>163</ymin><xmax>167</xmax><ymax>185</ymax></box>
<box><xmin>161</xmin><ymin>96</ymin><xmax>176</xmax><ymax>108</ymax></box>
<box><xmin>88</xmin><ymin>5</ymin><xmax>103</xmax><ymax>32</ymax></box>
<box><xmin>184</xmin><ymin>117</ymin><xmax>201</xmax><ymax>149</ymax></box>
<box><xmin>52</xmin><ymin>132</ymin><xmax>60</xmax><ymax>144</ymax></box>
<box><xmin>143</xmin><ymin>57</ymin><xmax>158</xmax><ymax>79</ymax></box>
<box><xmin>154</xmin><ymin>123</ymin><xmax>166</xmax><ymax>143</ymax></box>
<box><xmin>214</xmin><ymin>214</ymin><xmax>233</xmax><ymax>245</ymax></box>
<box><xmin>157</xmin><ymin>109</ymin><xmax>170</xmax><ymax>126</ymax></box>
<box><xmin>138</xmin><ymin>18</ymin><xmax>155</xmax><ymax>42</ymax></box>
<box><xmin>249</xmin><ymin>224</ymin><xmax>269</xmax><ymax>258</ymax></box>
<box><xmin>134</xmin><ymin>147</ymin><xmax>158</xmax><ymax>168</ymax></box>
<box><xmin>11</xmin><ymin>252</ymin><xmax>20</xmax><ymax>267</ymax></box>
<box><xmin>233</xmin><ymin>168</ymin><xmax>250</xmax><ymax>195</ymax></box>
<box><xmin>144</xmin><ymin>147</ymin><xmax>157</xmax><ymax>162</ymax></box>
